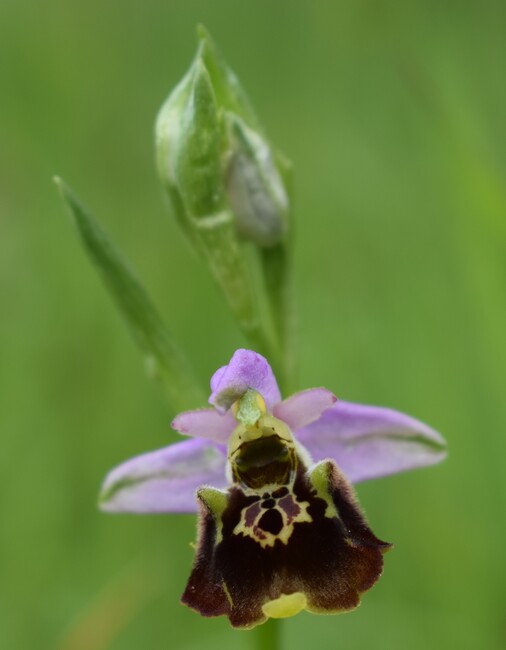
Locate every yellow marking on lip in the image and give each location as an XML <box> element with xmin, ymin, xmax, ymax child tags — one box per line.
<box><xmin>262</xmin><ymin>592</ymin><xmax>307</xmax><ymax>619</ymax></box>
<box><xmin>232</xmin><ymin>494</ymin><xmax>312</xmax><ymax>549</ymax></box>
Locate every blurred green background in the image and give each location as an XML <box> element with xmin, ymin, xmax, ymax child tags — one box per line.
<box><xmin>1</xmin><ymin>1</ymin><xmax>505</xmax><ymax>648</ymax></box>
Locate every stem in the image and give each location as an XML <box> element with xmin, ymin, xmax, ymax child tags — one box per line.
<box><xmin>260</xmin><ymin>241</ymin><xmax>297</xmax><ymax>394</ymax></box>
<box><xmin>254</xmin><ymin>619</ymin><xmax>280</xmax><ymax>650</ymax></box>
<box><xmin>195</xmin><ymin>214</ymin><xmax>280</xmax><ymax>365</ymax></box>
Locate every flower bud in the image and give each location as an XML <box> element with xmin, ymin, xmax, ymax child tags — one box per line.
<box><xmin>155</xmin><ymin>26</ymin><xmax>290</xmax><ymax>248</ymax></box>
<box><xmin>224</xmin><ymin>113</ymin><xmax>288</xmax><ymax>247</ymax></box>
<box><xmin>156</xmin><ymin>51</ymin><xmax>223</xmax><ymax>244</ymax></box>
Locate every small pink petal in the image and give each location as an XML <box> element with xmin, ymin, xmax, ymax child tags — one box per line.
<box><xmin>172</xmin><ymin>408</ymin><xmax>236</xmax><ymax>443</ymax></box>
<box><xmin>273</xmin><ymin>387</ymin><xmax>337</xmax><ymax>431</ymax></box>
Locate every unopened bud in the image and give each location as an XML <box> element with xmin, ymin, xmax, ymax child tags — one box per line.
<box><xmin>155</xmin><ymin>26</ymin><xmax>290</xmax><ymax>248</ymax></box>
<box><xmin>156</xmin><ymin>54</ymin><xmax>223</xmax><ymax>233</ymax></box>
<box><xmin>225</xmin><ymin>114</ymin><xmax>288</xmax><ymax>247</ymax></box>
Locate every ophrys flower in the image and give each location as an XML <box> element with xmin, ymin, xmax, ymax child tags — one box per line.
<box><xmin>100</xmin><ymin>349</ymin><xmax>446</xmax><ymax>628</ymax></box>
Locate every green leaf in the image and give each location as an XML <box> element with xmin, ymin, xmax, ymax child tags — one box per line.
<box><xmin>54</xmin><ymin>177</ymin><xmax>205</xmax><ymax>412</ymax></box>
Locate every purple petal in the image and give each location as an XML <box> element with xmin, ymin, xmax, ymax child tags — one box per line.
<box><xmin>99</xmin><ymin>438</ymin><xmax>227</xmax><ymax>514</ymax></box>
<box><xmin>172</xmin><ymin>408</ymin><xmax>236</xmax><ymax>443</ymax></box>
<box><xmin>296</xmin><ymin>401</ymin><xmax>447</xmax><ymax>483</ymax></box>
<box><xmin>273</xmin><ymin>388</ymin><xmax>337</xmax><ymax>431</ymax></box>
<box><xmin>209</xmin><ymin>349</ymin><xmax>281</xmax><ymax>412</ymax></box>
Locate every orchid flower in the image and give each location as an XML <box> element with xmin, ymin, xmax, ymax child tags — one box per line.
<box><xmin>100</xmin><ymin>349</ymin><xmax>446</xmax><ymax>628</ymax></box>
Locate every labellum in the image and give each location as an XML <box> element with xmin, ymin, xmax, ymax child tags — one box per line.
<box><xmin>182</xmin><ymin>390</ymin><xmax>392</xmax><ymax>628</ymax></box>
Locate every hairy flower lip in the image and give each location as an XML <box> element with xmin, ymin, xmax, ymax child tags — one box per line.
<box><xmin>182</xmin><ymin>455</ymin><xmax>393</xmax><ymax>628</ymax></box>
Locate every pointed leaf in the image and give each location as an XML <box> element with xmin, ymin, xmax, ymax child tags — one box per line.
<box><xmin>54</xmin><ymin>177</ymin><xmax>205</xmax><ymax>411</ymax></box>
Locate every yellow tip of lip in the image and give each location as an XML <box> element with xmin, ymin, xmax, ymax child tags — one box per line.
<box><xmin>262</xmin><ymin>592</ymin><xmax>307</xmax><ymax>619</ymax></box>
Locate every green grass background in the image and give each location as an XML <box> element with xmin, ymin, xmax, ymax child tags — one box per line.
<box><xmin>1</xmin><ymin>1</ymin><xmax>505</xmax><ymax>648</ymax></box>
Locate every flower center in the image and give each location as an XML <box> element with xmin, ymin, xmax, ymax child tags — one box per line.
<box><xmin>232</xmin><ymin>433</ymin><xmax>295</xmax><ymax>489</ymax></box>
<box><xmin>228</xmin><ymin>389</ymin><xmax>298</xmax><ymax>491</ymax></box>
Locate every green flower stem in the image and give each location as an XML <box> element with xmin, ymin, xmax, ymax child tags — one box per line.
<box><xmin>259</xmin><ymin>150</ymin><xmax>296</xmax><ymax>395</ymax></box>
<box><xmin>254</xmin><ymin>619</ymin><xmax>280</xmax><ymax>650</ymax></box>
<box><xmin>260</xmin><ymin>242</ymin><xmax>296</xmax><ymax>395</ymax></box>
<box><xmin>193</xmin><ymin>212</ymin><xmax>281</xmax><ymax>367</ymax></box>
<box><xmin>55</xmin><ymin>177</ymin><xmax>206</xmax><ymax>413</ymax></box>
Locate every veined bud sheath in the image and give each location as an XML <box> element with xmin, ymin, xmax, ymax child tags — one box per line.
<box><xmin>155</xmin><ymin>26</ymin><xmax>290</xmax><ymax>248</ymax></box>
